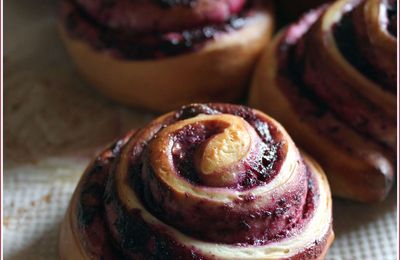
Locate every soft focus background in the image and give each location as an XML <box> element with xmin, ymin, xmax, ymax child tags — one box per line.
<box><xmin>4</xmin><ymin>1</ymin><xmax>397</xmax><ymax>259</ymax></box>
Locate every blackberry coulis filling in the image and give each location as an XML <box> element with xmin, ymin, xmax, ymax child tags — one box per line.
<box><xmin>61</xmin><ymin>0</ymin><xmax>259</xmax><ymax>59</ymax></box>
<box><xmin>168</xmin><ymin>104</ymin><xmax>285</xmax><ymax>190</ymax></box>
<box><xmin>169</xmin><ymin>121</ymin><xmax>284</xmax><ymax>190</ymax></box>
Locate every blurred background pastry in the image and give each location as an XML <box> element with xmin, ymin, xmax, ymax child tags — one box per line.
<box><xmin>250</xmin><ymin>0</ymin><xmax>396</xmax><ymax>202</ymax></box>
<box><xmin>59</xmin><ymin>0</ymin><xmax>274</xmax><ymax>112</ymax></box>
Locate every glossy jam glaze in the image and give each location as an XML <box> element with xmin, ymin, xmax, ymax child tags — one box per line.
<box><xmin>71</xmin><ymin>104</ymin><xmax>326</xmax><ymax>258</ymax></box>
<box><xmin>60</xmin><ymin>0</ymin><xmax>260</xmax><ymax>59</ymax></box>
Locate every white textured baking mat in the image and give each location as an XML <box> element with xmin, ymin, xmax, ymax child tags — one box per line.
<box><xmin>4</xmin><ymin>0</ymin><xmax>398</xmax><ymax>259</ymax></box>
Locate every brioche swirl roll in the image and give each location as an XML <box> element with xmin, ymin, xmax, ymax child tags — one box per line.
<box><xmin>60</xmin><ymin>103</ymin><xmax>333</xmax><ymax>259</ymax></box>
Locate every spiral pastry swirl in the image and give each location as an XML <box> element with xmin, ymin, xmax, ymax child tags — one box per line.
<box><xmin>250</xmin><ymin>0</ymin><xmax>396</xmax><ymax>202</ymax></box>
<box><xmin>60</xmin><ymin>104</ymin><xmax>333</xmax><ymax>259</ymax></box>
